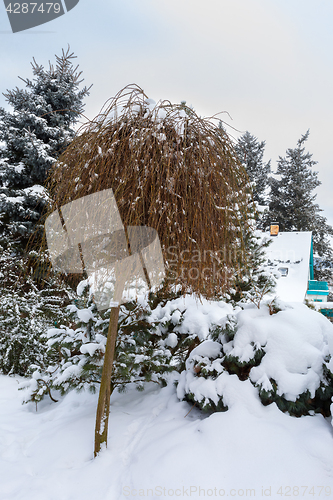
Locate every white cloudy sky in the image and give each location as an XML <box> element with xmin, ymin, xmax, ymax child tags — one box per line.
<box><xmin>1</xmin><ymin>0</ymin><xmax>333</xmax><ymax>224</ymax></box>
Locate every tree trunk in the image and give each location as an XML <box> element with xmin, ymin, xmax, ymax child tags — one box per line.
<box><xmin>94</xmin><ymin>305</ymin><xmax>120</xmax><ymax>457</ymax></box>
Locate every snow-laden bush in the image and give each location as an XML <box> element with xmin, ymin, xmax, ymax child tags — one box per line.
<box><xmin>21</xmin><ymin>285</ymin><xmax>235</xmax><ymax>406</ymax></box>
<box><xmin>149</xmin><ymin>294</ymin><xmax>234</xmax><ymax>373</ymax></box>
<box><xmin>22</xmin><ymin>280</ymin><xmax>333</xmax><ymax>420</ymax></box>
<box><xmin>21</xmin><ymin>283</ymin><xmax>173</xmax><ymax>404</ymax></box>
<box><xmin>177</xmin><ymin>303</ymin><xmax>333</xmax><ymax>417</ymax></box>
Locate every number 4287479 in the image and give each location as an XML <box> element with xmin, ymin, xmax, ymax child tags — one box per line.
<box><xmin>5</xmin><ymin>3</ymin><xmax>61</xmax><ymax>14</ymax></box>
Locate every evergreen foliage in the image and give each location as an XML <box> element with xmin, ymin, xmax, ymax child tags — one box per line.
<box><xmin>0</xmin><ymin>241</ymin><xmax>73</xmax><ymax>376</ymax></box>
<box><xmin>178</xmin><ymin>307</ymin><xmax>333</xmax><ymax>417</ymax></box>
<box><xmin>179</xmin><ymin>315</ymin><xmax>265</xmax><ymax>412</ymax></box>
<box><xmin>0</xmin><ymin>47</ymin><xmax>91</xmax><ymax>249</ymax></box>
<box><xmin>0</xmin><ymin>48</ymin><xmax>90</xmax><ymax>378</ymax></box>
<box><xmin>226</xmin><ymin>191</ymin><xmax>276</xmax><ymax>307</ymax></box>
<box><xmin>235</xmin><ymin>131</ymin><xmax>271</xmax><ymax>205</ymax></box>
<box><xmin>257</xmin><ymin>371</ymin><xmax>333</xmax><ymax>418</ymax></box>
<box><xmin>21</xmin><ymin>282</ymin><xmax>199</xmax><ymax>405</ymax></box>
<box><xmin>266</xmin><ymin>131</ymin><xmax>333</xmax><ymax>278</ymax></box>
<box><xmin>227</xmin><ymin>226</ymin><xmax>276</xmax><ymax>307</ymax></box>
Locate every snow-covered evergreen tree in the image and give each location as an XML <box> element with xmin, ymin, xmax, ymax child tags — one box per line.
<box><xmin>0</xmin><ymin>46</ymin><xmax>91</xmax><ymax>249</ymax></box>
<box><xmin>0</xmin><ymin>47</ymin><xmax>90</xmax><ymax>376</ymax></box>
<box><xmin>225</xmin><ymin>182</ymin><xmax>276</xmax><ymax>308</ymax></box>
<box><xmin>267</xmin><ymin>131</ymin><xmax>333</xmax><ymax>279</ymax></box>
<box><xmin>22</xmin><ymin>282</ymin><xmax>188</xmax><ymax>405</ymax></box>
<box><xmin>235</xmin><ymin>131</ymin><xmax>271</xmax><ymax>205</ymax></box>
<box><xmin>228</xmin><ymin>229</ymin><xmax>277</xmax><ymax>308</ymax></box>
<box><xmin>0</xmin><ymin>241</ymin><xmax>74</xmax><ymax>376</ymax></box>
<box><xmin>227</xmin><ymin>228</ymin><xmax>277</xmax><ymax>309</ymax></box>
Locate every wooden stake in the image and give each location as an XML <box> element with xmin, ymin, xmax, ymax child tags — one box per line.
<box><xmin>94</xmin><ymin>304</ymin><xmax>120</xmax><ymax>457</ymax></box>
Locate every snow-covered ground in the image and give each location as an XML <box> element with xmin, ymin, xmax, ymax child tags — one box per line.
<box><xmin>1</xmin><ymin>370</ymin><xmax>333</xmax><ymax>500</ymax></box>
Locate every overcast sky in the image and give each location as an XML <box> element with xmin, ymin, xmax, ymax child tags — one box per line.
<box><xmin>1</xmin><ymin>0</ymin><xmax>333</xmax><ymax>225</ymax></box>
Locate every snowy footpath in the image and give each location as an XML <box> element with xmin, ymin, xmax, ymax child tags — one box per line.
<box><xmin>0</xmin><ymin>373</ymin><xmax>333</xmax><ymax>500</ymax></box>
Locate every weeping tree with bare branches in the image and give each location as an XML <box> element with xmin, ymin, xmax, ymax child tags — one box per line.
<box><xmin>44</xmin><ymin>84</ymin><xmax>251</xmax><ymax>456</ymax></box>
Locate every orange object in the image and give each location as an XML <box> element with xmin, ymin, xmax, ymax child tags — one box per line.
<box><xmin>270</xmin><ymin>224</ymin><xmax>279</xmax><ymax>236</ymax></box>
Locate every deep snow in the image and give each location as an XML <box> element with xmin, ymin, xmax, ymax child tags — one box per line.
<box><xmin>1</xmin><ymin>371</ymin><xmax>333</xmax><ymax>500</ymax></box>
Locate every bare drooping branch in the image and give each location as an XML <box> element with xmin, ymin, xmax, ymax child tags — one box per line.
<box><xmin>46</xmin><ymin>84</ymin><xmax>251</xmax><ymax>298</ymax></box>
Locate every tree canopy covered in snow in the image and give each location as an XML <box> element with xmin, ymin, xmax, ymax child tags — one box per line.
<box><xmin>266</xmin><ymin>131</ymin><xmax>333</xmax><ymax>270</ymax></box>
<box><xmin>235</xmin><ymin>131</ymin><xmax>271</xmax><ymax>206</ymax></box>
<box><xmin>0</xmin><ymin>47</ymin><xmax>91</xmax><ymax>249</ymax></box>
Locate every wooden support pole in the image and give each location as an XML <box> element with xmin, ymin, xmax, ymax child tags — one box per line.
<box><xmin>94</xmin><ymin>304</ymin><xmax>120</xmax><ymax>457</ymax></box>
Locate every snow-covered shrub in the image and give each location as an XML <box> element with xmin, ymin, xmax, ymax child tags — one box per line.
<box><xmin>177</xmin><ymin>339</ymin><xmax>229</xmax><ymax>412</ymax></box>
<box><xmin>178</xmin><ymin>303</ymin><xmax>333</xmax><ymax>417</ymax></box>
<box><xmin>149</xmin><ymin>294</ymin><xmax>233</xmax><ymax>373</ymax></box>
<box><xmin>248</xmin><ymin>305</ymin><xmax>333</xmax><ymax>417</ymax></box>
<box><xmin>176</xmin><ymin>311</ymin><xmax>261</xmax><ymax>412</ymax></box>
<box><xmin>22</xmin><ymin>286</ymin><xmax>235</xmax><ymax>406</ymax></box>
<box><xmin>21</xmin><ymin>284</ymin><xmax>189</xmax><ymax>404</ymax></box>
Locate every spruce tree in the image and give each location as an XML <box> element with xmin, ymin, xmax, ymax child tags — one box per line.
<box><xmin>267</xmin><ymin>131</ymin><xmax>333</xmax><ymax>279</ymax></box>
<box><xmin>226</xmin><ymin>196</ymin><xmax>277</xmax><ymax>308</ymax></box>
<box><xmin>0</xmin><ymin>46</ymin><xmax>91</xmax><ymax>250</ymax></box>
<box><xmin>235</xmin><ymin>131</ymin><xmax>271</xmax><ymax>205</ymax></box>
<box><xmin>227</xmin><ymin>228</ymin><xmax>277</xmax><ymax>309</ymax></box>
<box><xmin>0</xmin><ymin>48</ymin><xmax>91</xmax><ymax>376</ymax></box>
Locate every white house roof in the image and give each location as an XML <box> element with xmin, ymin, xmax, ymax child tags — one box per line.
<box><xmin>265</xmin><ymin>231</ymin><xmax>312</xmax><ymax>302</ymax></box>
